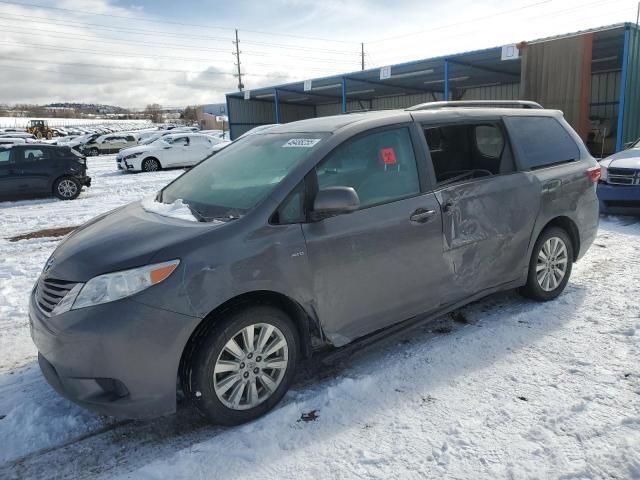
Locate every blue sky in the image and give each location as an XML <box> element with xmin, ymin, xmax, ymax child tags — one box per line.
<box><xmin>0</xmin><ymin>0</ymin><xmax>638</xmax><ymax>106</ymax></box>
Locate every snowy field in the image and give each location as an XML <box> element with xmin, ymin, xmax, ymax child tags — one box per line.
<box><xmin>0</xmin><ymin>156</ymin><xmax>639</xmax><ymax>479</ymax></box>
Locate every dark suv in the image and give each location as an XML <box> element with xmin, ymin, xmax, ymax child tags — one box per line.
<box><xmin>30</xmin><ymin>101</ymin><xmax>599</xmax><ymax>425</ymax></box>
<box><xmin>0</xmin><ymin>145</ymin><xmax>91</xmax><ymax>201</ymax></box>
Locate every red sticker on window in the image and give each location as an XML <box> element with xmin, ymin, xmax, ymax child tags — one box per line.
<box><xmin>380</xmin><ymin>147</ymin><xmax>397</xmax><ymax>165</ymax></box>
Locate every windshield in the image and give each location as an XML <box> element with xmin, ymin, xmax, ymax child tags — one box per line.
<box><xmin>160</xmin><ymin>132</ymin><xmax>327</xmax><ymax>221</ymax></box>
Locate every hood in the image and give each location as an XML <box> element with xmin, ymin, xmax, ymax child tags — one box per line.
<box><xmin>118</xmin><ymin>144</ymin><xmax>153</xmax><ymax>157</ymax></box>
<box><xmin>46</xmin><ymin>201</ymin><xmax>218</xmax><ymax>282</ymax></box>
<box><xmin>601</xmin><ymin>149</ymin><xmax>640</xmax><ymax>169</ymax></box>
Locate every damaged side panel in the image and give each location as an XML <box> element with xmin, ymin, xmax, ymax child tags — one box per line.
<box><xmin>434</xmin><ymin>173</ymin><xmax>541</xmax><ymax>300</ymax></box>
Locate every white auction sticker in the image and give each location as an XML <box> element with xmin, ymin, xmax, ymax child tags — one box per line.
<box><xmin>282</xmin><ymin>138</ymin><xmax>321</xmax><ymax>148</ymax></box>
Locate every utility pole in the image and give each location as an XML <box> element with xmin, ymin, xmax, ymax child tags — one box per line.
<box><xmin>233</xmin><ymin>29</ymin><xmax>244</xmax><ymax>91</ymax></box>
<box><xmin>361</xmin><ymin>42</ymin><xmax>365</xmax><ymax>70</ymax></box>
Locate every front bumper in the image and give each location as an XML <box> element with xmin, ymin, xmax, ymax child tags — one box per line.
<box><xmin>597</xmin><ymin>183</ymin><xmax>640</xmax><ymax>216</ymax></box>
<box><xmin>29</xmin><ymin>291</ymin><xmax>200</xmax><ymax>419</ymax></box>
<box><xmin>77</xmin><ymin>175</ymin><xmax>91</xmax><ymax>187</ymax></box>
<box><xmin>116</xmin><ymin>157</ymin><xmax>137</xmax><ymax>171</ymax></box>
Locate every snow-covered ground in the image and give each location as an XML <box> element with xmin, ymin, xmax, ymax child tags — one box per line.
<box><xmin>0</xmin><ymin>158</ymin><xmax>639</xmax><ymax>479</ymax></box>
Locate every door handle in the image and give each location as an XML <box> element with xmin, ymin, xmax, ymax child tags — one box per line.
<box><xmin>542</xmin><ymin>179</ymin><xmax>562</xmax><ymax>193</ymax></box>
<box><xmin>410</xmin><ymin>208</ymin><xmax>437</xmax><ymax>224</ymax></box>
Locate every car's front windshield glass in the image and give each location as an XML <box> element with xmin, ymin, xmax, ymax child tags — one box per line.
<box><xmin>161</xmin><ymin>132</ymin><xmax>328</xmax><ymax>221</ymax></box>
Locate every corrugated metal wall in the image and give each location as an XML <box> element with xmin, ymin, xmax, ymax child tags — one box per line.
<box><xmin>228</xmin><ymin>70</ymin><xmax>626</xmax><ymax>140</ymax></box>
<box><xmin>462</xmin><ymin>83</ymin><xmax>520</xmax><ymax>100</ymax></box>
<box><xmin>590</xmin><ymin>71</ymin><xmax>620</xmax><ymax>119</ymax></box>
<box><xmin>227</xmin><ymin>95</ymin><xmax>315</xmax><ymax>138</ymax></box>
<box><xmin>623</xmin><ymin>27</ymin><xmax>640</xmax><ymax>145</ymax></box>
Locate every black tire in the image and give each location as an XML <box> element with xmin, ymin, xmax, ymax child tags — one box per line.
<box><xmin>520</xmin><ymin>226</ymin><xmax>573</xmax><ymax>301</ymax></box>
<box><xmin>181</xmin><ymin>305</ymin><xmax>299</xmax><ymax>426</ymax></box>
<box><xmin>89</xmin><ymin>147</ymin><xmax>99</xmax><ymax>156</ymax></box>
<box><xmin>141</xmin><ymin>157</ymin><xmax>161</xmax><ymax>172</ymax></box>
<box><xmin>46</xmin><ymin>132</ymin><xmax>53</xmax><ymax>140</ymax></box>
<box><xmin>53</xmin><ymin>176</ymin><xmax>81</xmax><ymax>200</ymax></box>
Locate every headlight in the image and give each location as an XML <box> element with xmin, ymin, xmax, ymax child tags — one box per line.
<box><xmin>600</xmin><ymin>164</ymin><xmax>608</xmax><ymax>182</ymax></box>
<box><xmin>70</xmin><ymin>259</ymin><xmax>180</xmax><ymax>311</ymax></box>
<box><xmin>125</xmin><ymin>152</ymin><xmax>142</xmax><ymax>160</ymax></box>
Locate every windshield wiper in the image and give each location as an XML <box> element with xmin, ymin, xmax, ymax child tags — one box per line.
<box><xmin>185</xmin><ymin>204</ymin><xmax>207</xmax><ymax>223</ymax></box>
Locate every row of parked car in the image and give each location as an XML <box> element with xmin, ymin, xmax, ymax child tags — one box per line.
<box><xmin>0</xmin><ymin>123</ymin><xmax>253</xmax><ymax>201</ymax></box>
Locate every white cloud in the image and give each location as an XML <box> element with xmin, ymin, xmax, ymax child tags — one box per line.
<box><xmin>0</xmin><ymin>0</ymin><xmax>637</xmax><ymax>108</ymax></box>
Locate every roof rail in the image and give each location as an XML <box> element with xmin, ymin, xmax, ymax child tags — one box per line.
<box><xmin>407</xmin><ymin>100</ymin><xmax>544</xmax><ymax>111</ymax></box>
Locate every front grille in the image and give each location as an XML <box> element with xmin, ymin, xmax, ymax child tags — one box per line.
<box><xmin>607</xmin><ymin>168</ymin><xmax>640</xmax><ymax>186</ymax></box>
<box><xmin>35</xmin><ymin>277</ymin><xmax>78</xmax><ymax>317</ymax></box>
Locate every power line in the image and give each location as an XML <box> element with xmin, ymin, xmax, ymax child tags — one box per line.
<box><xmin>367</xmin><ymin>0</ymin><xmax>553</xmax><ymax>44</ymax></box>
<box><xmin>0</xmin><ymin>0</ymin><xmax>360</xmax><ymax>44</ymax></box>
<box><xmin>0</xmin><ymin>12</ymin><xmax>361</xmax><ymax>56</ymax></box>
<box><xmin>0</xmin><ymin>40</ymin><xmax>359</xmax><ymax>65</ymax></box>
<box><xmin>368</xmin><ymin>0</ymin><xmax>633</xmax><ymax>57</ymax></box>
<box><xmin>0</xmin><ymin>56</ymin><xmax>258</xmax><ymax>77</ymax></box>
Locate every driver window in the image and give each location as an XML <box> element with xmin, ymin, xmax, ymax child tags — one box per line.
<box><xmin>423</xmin><ymin>122</ymin><xmax>514</xmax><ymax>185</ymax></box>
<box><xmin>315</xmin><ymin>127</ymin><xmax>420</xmax><ymax>209</ymax></box>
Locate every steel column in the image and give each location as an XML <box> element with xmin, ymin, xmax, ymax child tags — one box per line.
<box><xmin>274</xmin><ymin>88</ymin><xmax>281</xmax><ymax>123</ymax></box>
<box><xmin>341</xmin><ymin>77</ymin><xmax>347</xmax><ymax>113</ymax></box>
<box><xmin>616</xmin><ymin>27</ymin><xmax>630</xmax><ymax>152</ymax></box>
<box><xmin>444</xmin><ymin>60</ymin><xmax>450</xmax><ymax>101</ymax></box>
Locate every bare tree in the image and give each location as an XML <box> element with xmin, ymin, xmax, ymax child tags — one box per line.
<box><xmin>145</xmin><ymin>103</ymin><xmax>163</xmax><ymax>124</ymax></box>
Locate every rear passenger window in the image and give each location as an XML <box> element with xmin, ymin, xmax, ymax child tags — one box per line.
<box><xmin>423</xmin><ymin>122</ymin><xmax>515</xmax><ymax>185</ymax></box>
<box><xmin>315</xmin><ymin>127</ymin><xmax>420</xmax><ymax>208</ymax></box>
<box><xmin>0</xmin><ymin>150</ymin><xmax>10</xmax><ymax>163</ymax></box>
<box><xmin>505</xmin><ymin>116</ymin><xmax>579</xmax><ymax>169</ymax></box>
<box><xmin>21</xmin><ymin>148</ymin><xmax>47</xmax><ymax>162</ymax></box>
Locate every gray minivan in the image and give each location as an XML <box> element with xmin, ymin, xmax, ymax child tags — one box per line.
<box><xmin>30</xmin><ymin>102</ymin><xmax>600</xmax><ymax>425</ymax></box>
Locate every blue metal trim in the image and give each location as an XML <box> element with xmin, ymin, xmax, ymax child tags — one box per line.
<box><xmin>225</xmin><ymin>46</ymin><xmax>504</xmax><ymax>99</ymax></box>
<box><xmin>616</xmin><ymin>27</ymin><xmax>631</xmax><ymax>152</ymax></box>
<box><xmin>274</xmin><ymin>88</ymin><xmax>281</xmax><ymax>123</ymax></box>
<box><xmin>341</xmin><ymin>77</ymin><xmax>347</xmax><ymax>113</ymax></box>
<box><xmin>443</xmin><ymin>60</ymin><xmax>449</xmax><ymax>101</ymax></box>
<box><xmin>225</xmin><ymin>94</ymin><xmax>234</xmax><ymax>140</ymax></box>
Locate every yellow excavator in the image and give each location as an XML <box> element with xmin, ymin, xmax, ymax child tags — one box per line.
<box><xmin>27</xmin><ymin>120</ymin><xmax>54</xmax><ymax>139</ymax></box>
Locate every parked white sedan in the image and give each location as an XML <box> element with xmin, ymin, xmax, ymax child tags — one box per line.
<box><xmin>116</xmin><ymin>133</ymin><xmax>221</xmax><ymax>172</ymax></box>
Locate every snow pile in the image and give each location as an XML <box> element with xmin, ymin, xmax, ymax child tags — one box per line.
<box><xmin>140</xmin><ymin>196</ymin><xmax>199</xmax><ymax>222</ymax></box>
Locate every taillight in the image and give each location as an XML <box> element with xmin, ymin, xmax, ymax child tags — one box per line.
<box><xmin>587</xmin><ymin>166</ymin><xmax>601</xmax><ymax>183</ymax></box>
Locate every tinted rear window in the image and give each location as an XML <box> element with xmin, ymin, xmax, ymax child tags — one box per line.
<box><xmin>505</xmin><ymin>116</ymin><xmax>579</xmax><ymax>169</ymax></box>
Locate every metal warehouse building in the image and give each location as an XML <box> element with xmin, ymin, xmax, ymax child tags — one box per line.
<box><xmin>225</xmin><ymin>23</ymin><xmax>640</xmax><ymax>155</ymax></box>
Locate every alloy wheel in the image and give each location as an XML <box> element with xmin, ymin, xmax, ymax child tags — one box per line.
<box><xmin>143</xmin><ymin>159</ymin><xmax>159</xmax><ymax>171</ymax></box>
<box><xmin>213</xmin><ymin>323</ymin><xmax>289</xmax><ymax>411</ymax></box>
<box><xmin>57</xmin><ymin>179</ymin><xmax>78</xmax><ymax>198</ymax></box>
<box><xmin>536</xmin><ymin>236</ymin><xmax>568</xmax><ymax>292</ymax></box>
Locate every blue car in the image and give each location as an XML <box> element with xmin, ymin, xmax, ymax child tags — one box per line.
<box><xmin>598</xmin><ymin>139</ymin><xmax>640</xmax><ymax>215</ymax></box>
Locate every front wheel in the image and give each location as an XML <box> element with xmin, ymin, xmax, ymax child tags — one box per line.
<box><xmin>89</xmin><ymin>147</ymin><xmax>99</xmax><ymax>156</ymax></box>
<box><xmin>181</xmin><ymin>306</ymin><xmax>299</xmax><ymax>425</ymax></box>
<box><xmin>141</xmin><ymin>158</ymin><xmax>160</xmax><ymax>172</ymax></box>
<box><xmin>520</xmin><ymin>227</ymin><xmax>573</xmax><ymax>301</ymax></box>
<box><xmin>53</xmin><ymin>177</ymin><xmax>81</xmax><ymax>200</ymax></box>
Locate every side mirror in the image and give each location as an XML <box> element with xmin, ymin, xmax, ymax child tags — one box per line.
<box><xmin>312</xmin><ymin>186</ymin><xmax>360</xmax><ymax>219</ymax></box>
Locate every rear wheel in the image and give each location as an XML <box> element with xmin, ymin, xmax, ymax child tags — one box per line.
<box><xmin>36</xmin><ymin>131</ymin><xmax>43</xmax><ymax>139</ymax></box>
<box><xmin>89</xmin><ymin>147</ymin><xmax>99</xmax><ymax>156</ymax></box>
<box><xmin>141</xmin><ymin>157</ymin><xmax>160</xmax><ymax>172</ymax></box>
<box><xmin>53</xmin><ymin>176</ymin><xmax>81</xmax><ymax>200</ymax></box>
<box><xmin>46</xmin><ymin>132</ymin><xmax>53</xmax><ymax>139</ymax></box>
<box><xmin>520</xmin><ymin>226</ymin><xmax>573</xmax><ymax>301</ymax></box>
<box><xmin>181</xmin><ymin>306</ymin><xmax>299</xmax><ymax>425</ymax></box>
